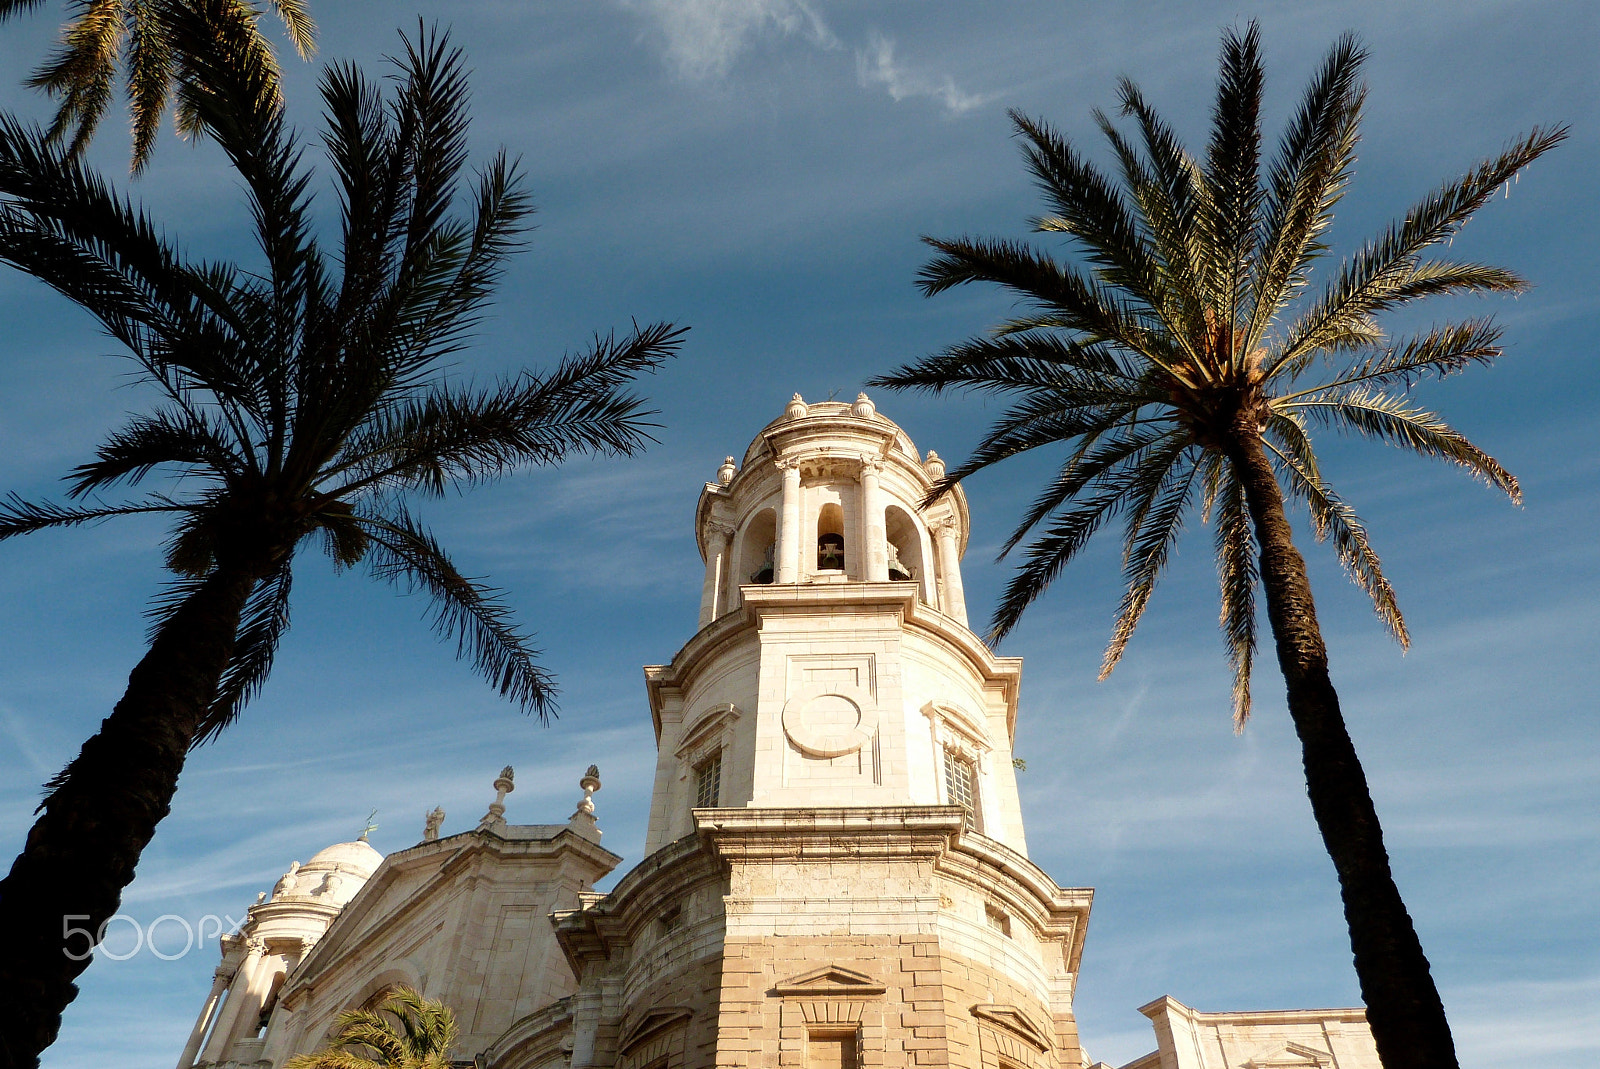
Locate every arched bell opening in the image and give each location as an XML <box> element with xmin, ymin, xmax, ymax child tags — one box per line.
<box><xmin>885</xmin><ymin>505</ymin><xmax>930</xmax><ymax>601</ymax></box>
<box><xmin>740</xmin><ymin>508</ymin><xmax>778</xmax><ymax>587</ymax></box>
<box><xmin>816</xmin><ymin>502</ymin><xmax>845</xmax><ymax>573</ymax></box>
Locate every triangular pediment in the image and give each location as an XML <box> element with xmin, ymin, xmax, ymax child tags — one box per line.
<box><xmin>618</xmin><ymin>1005</ymin><xmax>692</xmax><ymax>1055</ymax></box>
<box><xmin>772</xmin><ymin>965</ymin><xmax>886</xmax><ymax>998</ymax></box>
<box><xmin>971</xmin><ymin>1003</ymin><xmax>1052</xmax><ymax>1052</ymax></box>
<box><xmin>1242</xmin><ymin>1042</ymin><xmax>1330</xmax><ymax>1069</ymax></box>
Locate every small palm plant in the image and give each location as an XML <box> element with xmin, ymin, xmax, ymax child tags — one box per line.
<box><xmin>0</xmin><ymin>0</ymin><xmax>315</xmax><ymax>170</ymax></box>
<box><xmin>0</xmin><ymin>8</ymin><xmax>682</xmax><ymax>1064</ymax></box>
<box><xmin>284</xmin><ymin>988</ymin><xmax>458</xmax><ymax>1069</ymax></box>
<box><xmin>870</xmin><ymin>23</ymin><xmax>1561</xmax><ymax>1069</ymax></box>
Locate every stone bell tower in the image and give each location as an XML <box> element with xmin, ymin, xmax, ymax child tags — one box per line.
<box><xmin>554</xmin><ymin>395</ymin><xmax>1093</xmax><ymax>1069</ymax></box>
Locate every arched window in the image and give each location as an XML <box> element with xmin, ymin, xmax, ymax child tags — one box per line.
<box><xmin>885</xmin><ymin>506</ymin><xmax>928</xmax><ymax>597</ymax></box>
<box><xmin>816</xmin><ymin>502</ymin><xmax>845</xmax><ymax>572</ymax></box>
<box><xmin>740</xmin><ymin>508</ymin><xmax>777</xmax><ymax>585</ymax></box>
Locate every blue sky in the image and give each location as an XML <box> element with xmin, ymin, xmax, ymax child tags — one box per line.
<box><xmin>0</xmin><ymin>1</ymin><xmax>1596</xmax><ymax>1065</ymax></box>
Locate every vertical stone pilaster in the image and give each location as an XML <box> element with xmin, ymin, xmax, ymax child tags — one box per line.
<box><xmin>700</xmin><ymin>522</ymin><xmax>735</xmax><ymax>626</ymax></box>
<box><xmin>177</xmin><ymin>966</ymin><xmax>233</xmax><ymax>1068</ymax></box>
<box><xmin>933</xmin><ymin>521</ymin><xmax>967</xmax><ymax>626</ymax></box>
<box><xmin>859</xmin><ymin>459</ymin><xmax>888</xmax><ymax>582</ymax></box>
<box><xmin>776</xmin><ymin>459</ymin><xmax>802</xmax><ymax>584</ymax></box>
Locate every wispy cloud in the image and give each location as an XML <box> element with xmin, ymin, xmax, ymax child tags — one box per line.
<box><xmin>855</xmin><ymin>32</ymin><xmax>993</xmax><ymax>115</ymax></box>
<box><xmin>623</xmin><ymin>0</ymin><xmax>838</xmax><ymax>79</ymax></box>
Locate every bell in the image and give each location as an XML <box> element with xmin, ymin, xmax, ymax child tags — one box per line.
<box><xmin>817</xmin><ymin>533</ymin><xmax>845</xmax><ymax>571</ymax></box>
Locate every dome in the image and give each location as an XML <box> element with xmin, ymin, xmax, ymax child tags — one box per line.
<box><xmin>303</xmin><ymin>839</ymin><xmax>383</xmax><ymax>878</ymax></box>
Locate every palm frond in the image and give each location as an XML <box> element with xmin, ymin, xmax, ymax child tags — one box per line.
<box><xmin>66</xmin><ymin>408</ymin><xmax>242</xmax><ymax>497</ymax></box>
<box><xmin>1288</xmin><ymin>387</ymin><xmax>1519</xmax><ymax>501</ymax></box>
<box><xmin>194</xmin><ymin>561</ymin><xmax>293</xmax><ymax>745</ymax></box>
<box><xmin>0</xmin><ymin>493</ymin><xmax>186</xmax><ymax>540</ymax></box>
<box><xmin>1275</xmin><ymin>124</ymin><xmax>1566</xmax><ymax>372</ymax></box>
<box><xmin>1287</xmin><ymin>318</ymin><xmax>1503</xmax><ymax>397</ymax></box>
<box><xmin>868</xmin><ymin>330</ymin><xmax>1146</xmax><ymax>397</ymax></box>
<box><xmin>1101</xmin><ymin>446</ymin><xmax>1202</xmax><ymax>676</ymax></box>
<box><xmin>1246</xmin><ymin>32</ymin><xmax>1365</xmax><ymax>348</ymax></box>
<box><xmin>1009</xmin><ymin>109</ymin><xmax>1168</xmax><ymax>316</ymax></box>
<box><xmin>358</xmin><ymin>508</ymin><xmax>555</xmax><ymax>718</ymax></box>
<box><xmin>326</xmin><ymin>322</ymin><xmax>684</xmax><ymax>498</ymax></box>
<box><xmin>1200</xmin><ymin>21</ymin><xmax>1266</xmax><ymax>336</ymax></box>
<box><xmin>1000</xmin><ymin>424</ymin><xmax>1183</xmax><ymax>557</ymax></box>
<box><xmin>1264</xmin><ymin>414</ymin><xmax>1406</xmax><ymax>647</ymax></box>
<box><xmin>990</xmin><ymin>433</ymin><xmax>1191</xmax><ymax>642</ymax></box>
<box><xmin>916</xmin><ymin>235</ymin><xmax>1158</xmax><ymax>351</ymax></box>
<box><xmin>1211</xmin><ymin>464</ymin><xmax>1258</xmax><ymax>727</ymax></box>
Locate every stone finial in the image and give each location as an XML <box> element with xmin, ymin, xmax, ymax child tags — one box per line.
<box><xmin>569</xmin><ymin>765</ymin><xmax>603</xmax><ymax>842</ymax></box>
<box><xmin>716</xmin><ymin>456</ymin><xmax>737</xmax><ymax>486</ymax></box>
<box><xmin>479</xmin><ymin>766</ymin><xmax>515</xmax><ymax>829</ymax></box>
<box><xmin>924</xmin><ymin>449</ymin><xmax>946</xmax><ymax>480</ymax></box>
<box><xmin>784</xmin><ymin>393</ymin><xmax>808</xmax><ymax>420</ymax></box>
<box><xmin>423</xmin><ymin>806</ymin><xmax>445</xmax><ymax>842</ymax></box>
<box><xmin>851</xmin><ymin>392</ymin><xmax>876</xmax><ymax>419</ymax></box>
<box><xmin>255</xmin><ymin>891</ymin><xmax>267</xmax><ymax>904</ymax></box>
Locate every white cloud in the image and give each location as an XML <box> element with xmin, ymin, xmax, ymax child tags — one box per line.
<box><xmin>624</xmin><ymin>0</ymin><xmax>838</xmax><ymax>79</ymax></box>
<box><xmin>855</xmin><ymin>32</ymin><xmax>992</xmax><ymax>115</ymax></box>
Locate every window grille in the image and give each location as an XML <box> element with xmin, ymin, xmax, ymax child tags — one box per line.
<box><xmin>695</xmin><ymin>751</ymin><xmax>722</xmax><ymax>808</ymax></box>
<box><xmin>944</xmin><ymin>750</ymin><xmax>977</xmax><ymax>827</ymax></box>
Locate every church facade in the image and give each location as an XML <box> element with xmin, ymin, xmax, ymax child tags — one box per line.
<box><xmin>174</xmin><ymin>397</ymin><xmax>1382</xmax><ymax>1069</ymax></box>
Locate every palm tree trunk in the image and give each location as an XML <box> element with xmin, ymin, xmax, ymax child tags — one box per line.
<box><xmin>1229</xmin><ymin>428</ymin><xmax>1458</xmax><ymax>1069</ymax></box>
<box><xmin>0</xmin><ymin>567</ymin><xmax>255</xmax><ymax>1069</ymax></box>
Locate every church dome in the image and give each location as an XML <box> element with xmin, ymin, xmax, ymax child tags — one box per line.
<box><xmin>303</xmin><ymin>839</ymin><xmax>383</xmax><ymax>878</ymax></box>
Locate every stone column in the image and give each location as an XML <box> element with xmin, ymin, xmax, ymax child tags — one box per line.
<box><xmin>859</xmin><ymin>458</ymin><xmax>888</xmax><ymax>581</ymax></box>
<box><xmin>698</xmin><ymin>522</ymin><xmax>734</xmax><ymax>626</ymax></box>
<box><xmin>199</xmin><ymin>939</ymin><xmax>263</xmax><ymax>1064</ymax></box>
<box><xmin>176</xmin><ymin>967</ymin><xmax>233</xmax><ymax>1068</ymax></box>
<box><xmin>935</xmin><ymin>519</ymin><xmax>968</xmax><ymax>626</ymax></box>
<box><xmin>776</xmin><ymin>459</ymin><xmax>801</xmax><ymax>584</ymax></box>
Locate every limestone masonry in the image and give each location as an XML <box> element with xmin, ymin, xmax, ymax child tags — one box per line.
<box><xmin>176</xmin><ymin>396</ymin><xmax>1381</xmax><ymax>1069</ymax></box>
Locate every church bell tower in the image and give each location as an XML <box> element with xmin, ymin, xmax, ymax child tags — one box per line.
<box><xmin>554</xmin><ymin>395</ymin><xmax>1094</xmax><ymax>1069</ymax></box>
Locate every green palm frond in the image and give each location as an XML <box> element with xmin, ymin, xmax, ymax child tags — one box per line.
<box><xmin>1200</xmin><ymin>22</ymin><xmax>1265</xmax><ymax>337</ymax></box>
<box><xmin>285</xmin><ymin>987</ymin><xmax>458</xmax><ymax>1069</ymax></box>
<box><xmin>358</xmin><ymin>508</ymin><xmax>555</xmax><ymax>718</ymax></box>
<box><xmin>1210</xmin><ymin>464</ymin><xmax>1257</xmax><ymax>726</ymax></box>
<box><xmin>1101</xmin><ymin>446</ymin><xmax>1202</xmax><ymax>675</ymax></box>
<box><xmin>1264</xmin><ymin>413</ymin><xmax>1405</xmax><ymax>645</ymax></box>
<box><xmin>1275</xmin><ymin>125</ymin><xmax>1563</xmax><ymax>374</ymax></box>
<box><xmin>1287</xmin><ymin>387</ymin><xmax>1519</xmax><ymax>501</ymax></box>
<box><xmin>1</xmin><ymin>0</ymin><xmax>316</xmax><ymax>172</ymax></box>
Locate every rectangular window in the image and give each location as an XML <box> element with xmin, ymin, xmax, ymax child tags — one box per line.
<box><xmin>985</xmin><ymin>904</ymin><xmax>1012</xmax><ymax>937</ymax></box>
<box><xmin>944</xmin><ymin>750</ymin><xmax>976</xmax><ymax>827</ymax></box>
<box><xmin>695</xmin><ymin>751</ymin><xmax>722</xmax><ymax>808</ymax></box>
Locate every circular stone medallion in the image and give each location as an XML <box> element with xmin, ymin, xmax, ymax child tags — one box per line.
<box><xmin>781</xmin><ymin>684</ymin><xmax>878</xmax><ymax>758</ymax></box>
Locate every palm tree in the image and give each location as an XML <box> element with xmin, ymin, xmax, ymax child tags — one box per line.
<box><xmin>284</xmin><ymin>988</ymin><xmax>458</xmax><ymax>1069</ymax></box>
<box><xmin>870</xmin><ymin>24</ymin><xmax>1561</xmax><ymax>1069</ymax></box>
<box><xmin>0</xmin><ymin>8</ymin><xmax>683</xmax><ymax>1065</ymax></box>
<box><xmin>0</xmin><ymin>0</ymin><xmax>314</xmax><ymax>171</ymax></box>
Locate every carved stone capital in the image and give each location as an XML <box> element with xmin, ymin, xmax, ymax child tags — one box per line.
<box><xmin>858</xmin><ymin>456</ymin><xmax>882</xmax><ymax>477</ymax></box>
<box><xmin>704</xmin><ymin>520</ymin><xmax>737</xmax><ymax>543</ymax></box>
